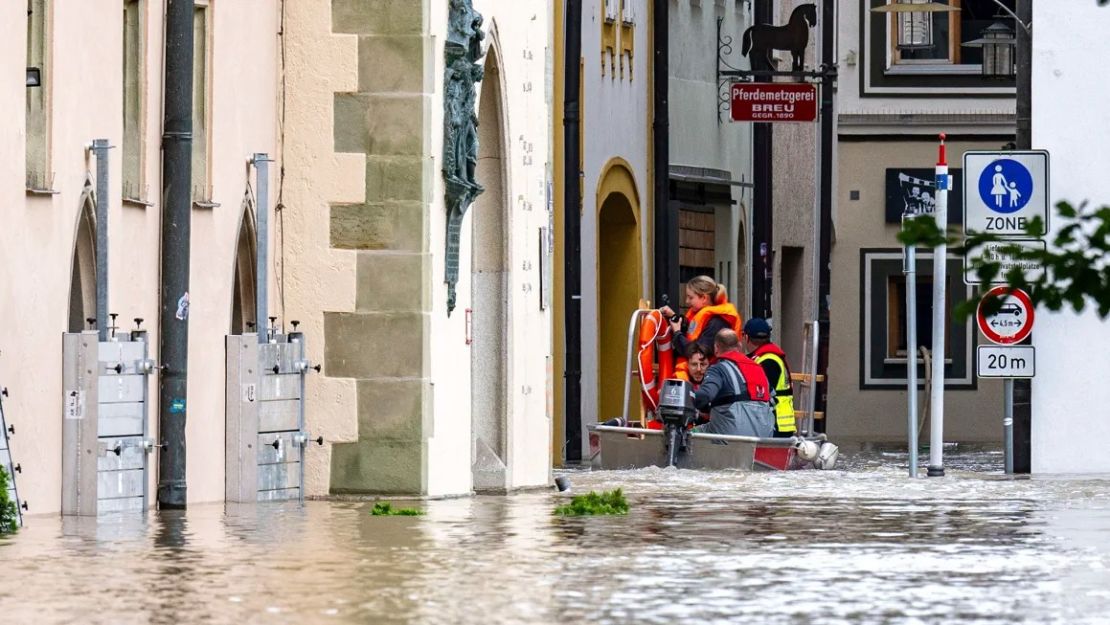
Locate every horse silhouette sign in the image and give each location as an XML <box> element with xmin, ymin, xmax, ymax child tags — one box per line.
<box><xmin>741</xmin><ymin>3</ymin><xmax>817</xmax><ymax>72</ymax></box>
<box><xmin>730</xmin><ymin>83</ymin><xmax>817</xmax><ymax>122</ymax></box>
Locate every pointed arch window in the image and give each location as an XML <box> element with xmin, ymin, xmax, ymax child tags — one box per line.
<box><xmin>68</xmin><ymin>186</ymin><xmax>97</xmax><ymax>332</ymax></box>
<box><xmin>230</xmin><ymin>197</ymin><xmax>257</xmax><ymax>335</ymax></box>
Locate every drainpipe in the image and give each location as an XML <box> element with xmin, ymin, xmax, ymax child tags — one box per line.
<box><xmin>157</xmin><ymin>0</ymin><xmax>194</xmax><ymax>509</ymax></box>
<box><xmin>813</xmin><ymin>0</ymin><xmax>835</xmax><ymax>434</ymax></box>
<box><xmin>653</xmin><ymin>0</ymin><xmax>676</xmax><ymax>305</ymax></box>
<box><xmin>751</xmin><ymin>0</ymin><xmax>773</xmax><ymax>320</ymax></box>
<box><xmin>563</xmin><ymin>0</ymin><xmax>583</xmax><ymax>463</ymax></box>
<box><xmin>1011</xmin><ymin>0</ymin><xmax>1032</xmax><ymax>473</ymax></box>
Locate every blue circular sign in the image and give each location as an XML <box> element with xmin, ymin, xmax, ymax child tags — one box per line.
<box><xmin>978</xmin><ymin>159</ymin><xmax>1033</xmax><ymax>214</ymax></box>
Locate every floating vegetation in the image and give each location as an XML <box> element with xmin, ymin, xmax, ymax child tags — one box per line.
<box><xmin>0</xmin><ymin>466</ymin><xmax>17</xmax><ymax>535</ymax></box>
<box><xmin>554</xmin><ymin>488</ymin><xmax>629</xmax><ymax>516</ymax></box>
<box><xmin>370</xmin><ymin>502</ymin><xmax>425</xmax><ymax>516</ymax></box>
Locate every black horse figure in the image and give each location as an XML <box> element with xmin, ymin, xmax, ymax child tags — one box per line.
<box><xmin>741</xmin><ymin>4</ymin><xmax>817</xmax><ymax>72</ymax></box>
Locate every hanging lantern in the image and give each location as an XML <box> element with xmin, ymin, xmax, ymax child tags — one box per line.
<box><xmin>871</xmin><ymin>1</ymin><xmax>960</xmax><ymax>52</ymax></box>
<box><xmin>962</xmin><ymin>21</ymin><xmax>1016</xmax><ymax>79</ymax></box>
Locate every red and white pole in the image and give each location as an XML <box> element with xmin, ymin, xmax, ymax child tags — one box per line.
<box><xmin>928</xmin><ymin>133</ymin><xmax>950</xmax><ymax>477</ymax></box>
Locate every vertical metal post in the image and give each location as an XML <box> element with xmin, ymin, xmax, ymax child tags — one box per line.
<box><xmin>1004</xmin><ymin>378</ymin><xmax>1014</xmax><ymax>474</ymax></box>
<box><xmin>904</xmin><ymin>243</ymin><xmax>919</xmax><ymax>478</ymax></box>
<box><xmin>813</xmin><ymin>0</ymin><xmax>836</xmax><ymax>434</ymax></box>
<box><xmin>928</xmin><ymin>134</ymin><xmax>949</xmax><ymax>477</ymax></box>
<box><xmin>1012</xmin><ymin>0</ymin><xmax>1033</xmax><ymax>474</ymax></box>
<box><xmin>252</xmin><ymin>154</ymin><xmax>271</xmax><ymax>343</ymax></box>
<box><xmin>92</xmin><ymin>139</ymin><xmax>111</xmax><ymax>341</ymax></box>
<box><xmin>157</xmin><ymin>0</ymin><xmax>195</xmax><ymax>509</ymax></box>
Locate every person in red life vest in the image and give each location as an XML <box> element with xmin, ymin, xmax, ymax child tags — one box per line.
<box><xmin>743</xmin><ymin>317</ymin><xmax>798</xmax><ymax>438</ymax></box>
<box><xmin>659</xmin><ymin>275</ymin><xmax>743</xmax><ymax>382</ymax></box>
<box><xmin>692</xmin><ymin>330</ymin><xmax>774</xmax><ymax>438</ymax></box>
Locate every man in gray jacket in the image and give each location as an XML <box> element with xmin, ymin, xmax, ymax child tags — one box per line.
<box><xmin>692</xmin><ymin>330</ymin><xmax>775</xmax><ymax>438</ymax></box>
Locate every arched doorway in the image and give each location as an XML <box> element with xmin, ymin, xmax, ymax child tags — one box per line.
<box><xmin>471</xmin><ymin>48</ymin><xmax>510</xmax><ymax>491</ymax></box>
<box><xmin>596</xmin><ymin>163</ymin><xmax>642</xmax><ymax>425</ymax></box>
<box><xmin>68</xmin><ymin>187</ymin><xmax>97</xmax><ymax>332</ymax></box>
<box><xmin>230</xmin><ymin>200</ymin><xmax>258</xmax><ymax>335</ymax></box>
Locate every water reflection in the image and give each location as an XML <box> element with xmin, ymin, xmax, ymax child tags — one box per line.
<box><xmin>2</xmin><ymin>448</ymin><xmax>1109</xmax><ymax>624</ymax></box>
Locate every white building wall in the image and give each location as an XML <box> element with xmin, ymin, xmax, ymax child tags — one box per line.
<box><xmin>1030</xmin><ymin>2</ymin><xmax>1110</xmax><ymax>474</ymax></box>
<box><xmin>579</xmin><ymin>0</ymin><xmax>651</xmax><ymax>428</ymax></box>
<box><xmin>426</xmin><ymin>0</ymin><xmax>554</xmax><ymax>495</ymax></box>
<box><xmin>0</xmin><ymin>1</ymin><xmax>280</xmax><ymax>514</ymax></box>
<box><xmin>670</xmin><ymin>0</ymin><xmax>754</xmax><ymax>304</ymax></box>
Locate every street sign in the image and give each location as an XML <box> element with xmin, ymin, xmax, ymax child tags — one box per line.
<box><xmin>964</xmin><ymin>240</ymin><xmax>1046</xmax><ymax>285</ymax></box>
<box><xmin>730</xmin><ymin>83</ymin><xmax>817</xmax><ymax>123</ymax></box>
<box><xmin>962</xmin><ymin>151</ymin><xmax>1049</xmax><ymax>237</ymax></box>
<box><xmin>976</xmin><ymin>286</ymin><xmax>1035</xmax><ymax>345</ymax></box>
<box><xmin>977</xmin><ymin>345</ymin><xmax>1035</xmax><ymax>378</ymax></box>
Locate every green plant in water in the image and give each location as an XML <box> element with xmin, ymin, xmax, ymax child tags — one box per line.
<box><xmin>0</xmin><ymin>466</ymin><xmax>18</xmax><ymax>535</ymax></box>
<box><xmin>554</xmin><ymin>488</ymin><xmax>630</xmax><ymax>516</ymax></box>
<box><xmin>370</xmin><ymin>502</ymin><xmax>425</xmax><ymax>516</ymax></box>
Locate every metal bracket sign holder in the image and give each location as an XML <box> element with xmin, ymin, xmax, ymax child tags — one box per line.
<box><xmin>1</xmin><ymin>385</ymin><xmax>27</xmax><ymax>526</ymax></box>
<box><xmin>963</xmin><ymin>150</ymin><xmax>1049</xmax><ymax>475</ymax></box>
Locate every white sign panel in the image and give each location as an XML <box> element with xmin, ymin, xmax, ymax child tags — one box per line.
<box><xmin>977</xmin><ymin>345</ymin><xmax>1036</xmax><ymax>378</ymax></box>
<box><xmin>964</xmin><ymin>240</ymin><xmax>1046</xmax><ymax>285</ymax></box>
<box><xmin>963</xmin><ymin>151</ymin><xmax>1049</xmax><ymax>237</ymax></box>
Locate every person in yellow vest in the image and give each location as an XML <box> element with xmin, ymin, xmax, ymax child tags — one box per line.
<box><xmin>742</xmin><ymin>318</ymin><xmax>797</xmax><ymax>438</ymax></box>
<box><xmin>659</xmin><ymin>275</ymin><xmax>743</xmax><ymax>382</ymax></box>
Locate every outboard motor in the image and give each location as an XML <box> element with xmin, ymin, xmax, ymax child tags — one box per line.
<box><xmin>657</xmin><ymin>379</ymin><xmax>697</xmax><ymax>467</ymax></box>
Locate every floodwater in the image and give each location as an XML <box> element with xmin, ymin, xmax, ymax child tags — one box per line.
<box><xmin>3</xmin><ymin>448</ymin><xmax>1110</xmax><ymax>625</ymax></box>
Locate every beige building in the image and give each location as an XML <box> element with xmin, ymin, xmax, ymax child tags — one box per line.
<box><xmin>828</xmin><ymin>0</ymin><xmax>1016</xmax><ymax>444</ymax></box>
<box><xmin>2</xmin><ymin>0</ymin><xmax>551</xmax><ymax>517</ymax></box>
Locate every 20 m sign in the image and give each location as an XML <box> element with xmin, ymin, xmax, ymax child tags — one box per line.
<box><xmin>730</xmin><ymin>83</ymin><xmax>817</xmax><ymax>123</ymax></box>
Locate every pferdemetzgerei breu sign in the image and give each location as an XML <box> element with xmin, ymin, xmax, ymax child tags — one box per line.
<box><xmin>963</xmin><ymin>151</ymin><xmax>1049</xmax><ymax>237</ymax></box>
<box><xmin>730</xmin><ymin>83</ymin><xmax>817</xmax><ymax>123</ymax></box>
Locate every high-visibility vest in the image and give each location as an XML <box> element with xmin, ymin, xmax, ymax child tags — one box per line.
<box><xmin>752</xmin><ymin>344</ymin><xmax>796</xmax><ymax>434</ymax></box>
<box><xmin>674</xmin><ymin>301</ymin><xmax>742</xmax><ymax>380</ymax></box>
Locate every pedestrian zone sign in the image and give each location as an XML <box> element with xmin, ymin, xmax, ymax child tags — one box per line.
<box><xmin>963</xmin><ymin>151</ymin><xmax>1049</xmax><ymax>237</ymax></box>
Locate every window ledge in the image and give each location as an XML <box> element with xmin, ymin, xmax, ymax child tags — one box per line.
<box><xmin>26</xmin><ymin>187</ymin><xmax>59</xmax><ymax>196</ymax></box>
<box><xmin>123</xmin><ymin>196</ymin><xmax>155</xmax><ymax>208</ymax></box>
<box><xmin>192</xmin><ymin>199</ymin><xmax>221</xmax><ymax>210</ymax></box>
<box><xmin>886</xmin><ymin>64</ymin><xmax>984</xmax><ymax>77</ymax></box>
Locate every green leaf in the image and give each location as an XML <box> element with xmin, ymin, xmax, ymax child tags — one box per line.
<box><xmin>370</xmin><ymin>501</ymin><xmax>425</xmax><ymax>516</ymax></box>
<box><xmin>554</xmin><ymin>488</ymin><xmax>630</xmax><ymax>516</ymax></box>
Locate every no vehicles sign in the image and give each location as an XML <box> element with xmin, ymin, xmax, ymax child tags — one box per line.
<box><xmin>963</xmin><ymin>151</ymin><xmax>1049</xmax><ymax>237</ymax></box>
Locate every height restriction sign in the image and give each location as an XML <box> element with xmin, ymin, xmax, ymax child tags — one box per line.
<box><xmin>976</xmin><ymin>286</ymin><xmax>1035</xmax><ymax>345</ymax></box>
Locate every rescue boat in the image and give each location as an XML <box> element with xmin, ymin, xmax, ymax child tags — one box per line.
<box><xmin>587</xmin><ymin>309</ymin><xmax>840</xmax><ymax>472</ymax></box>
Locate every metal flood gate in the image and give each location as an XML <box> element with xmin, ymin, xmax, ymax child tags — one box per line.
<box><xmin>1</xmin><ymin>384</ymin><xmax>26</xmax><ymax>526</ymax></box>
<box><xmin>62</xmin><ymin>330</ymin><xmax>156</xmax><ymax>515</ymax></box>
<box><xmin>226</xmin><ymin>331</ymin><xmax>322</xmax><ymax>502</ymax></box>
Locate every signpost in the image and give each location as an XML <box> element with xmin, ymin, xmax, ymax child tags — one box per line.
<box><xmin>963</xmin><ymin>150</ymin><xmax>1048</xmax><ymax>476</ymax></box>
<box><xmin>730</xmin><ymin>83</ymin><xmax>817</xmax><ymax>123</ymax></box>
<box><xmin>976</xmin><ymin>286</ymin><xmax>1036</xmax><ymax>475</ymax></box>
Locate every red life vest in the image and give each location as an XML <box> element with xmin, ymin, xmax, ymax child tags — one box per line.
<box><xmin>715</xmin><ymin>351</ymin><xmax>772</xmax><ymax>403</ymax></box>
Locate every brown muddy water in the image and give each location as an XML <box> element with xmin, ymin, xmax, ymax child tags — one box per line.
<box><xmin>2</xmin><ymin>448</ymin><xmax>1109</xmax><ymax>624</ymax></box>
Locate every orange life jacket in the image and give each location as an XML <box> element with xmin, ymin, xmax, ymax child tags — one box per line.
<box><xmin>674</xmin><ymin>297</ymin><xmax>743</xmax><ymax>380</ymax></box>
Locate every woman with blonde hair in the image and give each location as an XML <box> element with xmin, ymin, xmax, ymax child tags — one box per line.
<box><xmin>659</xmin><ymin>275</ymin><xmax>743</xmax><ymax>381</ymax></box>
